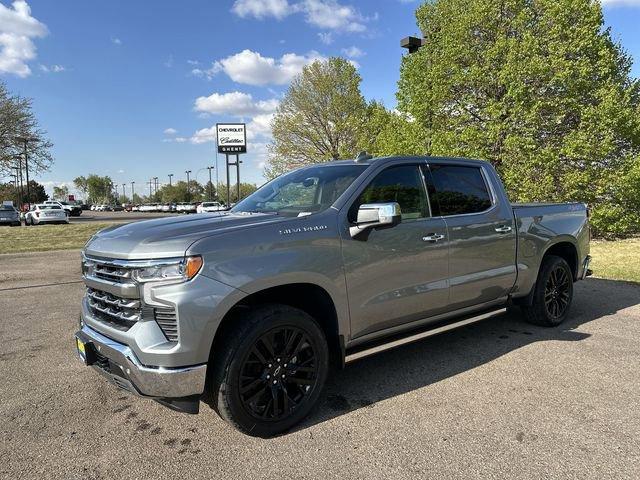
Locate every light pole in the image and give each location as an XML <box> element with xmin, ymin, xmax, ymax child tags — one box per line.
<box><xmin>14</xmin><ymin>136</ymin><xmax>36</xmax><ymax>206</ymax></box>
<box><xmin>153</xmin><ymin>176</ymin><xmax>159</xmax><ymax>200</ymax></box>
<box><xmin>185</xmin><ymin>170</ymin><xmax>191</xmax><ymax>202</ymax></box>
<box><xmin>131</xmin><ymin>181</ymin><xmax>135</xmax><ymax>202</ymax></box>
<box><xmin>148</xmin><ymin>179</ymin><xmax>153</xmax><ymax>198</ymax></box>
<box><xmin>122</xmin><ymin>183</ymin><xmax>127</xmax><ymax>202</ymax></box>
<box><xmin>207</xmin><ymin>166</ymin><xmax>214</xmax><ymax>200</ymax></box>
<box><xmin>168</xmin><ymin>173</ymin><xmax>173</xmax><ymax>187</ymax></box>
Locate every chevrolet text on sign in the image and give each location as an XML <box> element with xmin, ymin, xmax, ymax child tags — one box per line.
<box><xmin>216</xmin><ymin>123</ymin><xmax>247</xmax><ymax>154</ymax></box>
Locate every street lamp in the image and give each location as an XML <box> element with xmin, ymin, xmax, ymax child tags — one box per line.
<box><xmin>185</xmin><ymin>170</ymin><xmax>192</xmax><ymax>202</ymax></box>
<box><xmin>122</xmin><ymin>183</ymin><xmax>127</xmax><ymax>202</ymax></box>
<box><xmin>131</xmin><ymin>181</ymin><xmax>135</xmax><ymax>202</ymax></box>
<box><xmin>153</xmin><ymin>176</ymin><xmax>159</xmax><ymax>199</ymax></box>
<box><xmin>14</xmin><ymin>136</ymin><xmax>37</xmax><ymax>207</ymax></box>
<box><xmin>168</xmin><ymin>173</ymin><xmax>173</xmax><ymax>187</ymax></box>
<box><xmin>207</xmin><ymin>166</ymin><xmax>215</xmax><ymax>200</ymax></box>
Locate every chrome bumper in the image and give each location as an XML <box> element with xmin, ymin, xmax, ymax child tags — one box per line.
<box><xmin>75</xmin><ymin>324</ymin><xmax>207</xmax><ymax>399</ymax></box>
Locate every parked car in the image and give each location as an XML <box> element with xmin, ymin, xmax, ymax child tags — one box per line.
<box><xmin>0</xmin><ymin>204</ymin><xmax>21</xmax><ymax>226</ymax></box>
<box><xmin>196</xmin><ymin>201</ymin><xmax>225</xmax><ymax>213</ymax></box>
<box><xmin>131</xmin><ymin>205</ymin><xmax>140</xmax><ymax>212</ymax></box>
<box><xmin>112</xmin><ymin>204</ymin><xmax>124</xmax><ymax>212</ymax></box>
<box><xmin>90</xmin><ymin>204</ymin><xmax>97</xmax><ymax>211</ymax></box>
<box><xmin>43</xmin><ymin>200</ymin><xmax>82</xmax><ymax>217</ymax></box>
<box><xmin>176</xmin><ymin>202</ymin><xmax>197</xmax><ymax>213</ymax></box>
<box><xmin>25</xmin><ymin>204</ymin><xmax>69</xmax><ymax>225</ymax></box>
<box><xmin>76</xmin><ymin>155</ymin><xmax>590</xmax><ymax>437</ymax></box>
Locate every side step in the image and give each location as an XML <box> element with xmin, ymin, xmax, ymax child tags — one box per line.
<box><xmin>345</xmin><ymin>307</ymin><xmax>507</xmax><ymax>364</ymax></box>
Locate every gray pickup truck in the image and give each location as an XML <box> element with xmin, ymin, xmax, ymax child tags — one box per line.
<box><xmin>75</xmin><ymin>155</ymin><xmax>590</xmax><ymax>436</ymax></box>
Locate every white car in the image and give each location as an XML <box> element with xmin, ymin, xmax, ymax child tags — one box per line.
<box><xmin>24</xmin><ymin>204</ymin><xmax>69</xmax><ymax>225</ymax></box>
<box><xmin>197</xmin><ymin>201</ymin><xmax>225</xmax><ymax>213</ymax></box>
<box><xmin>176</xmin><ymin>202</ymin><xmax>197</xmax><ymax>214</ymax></box>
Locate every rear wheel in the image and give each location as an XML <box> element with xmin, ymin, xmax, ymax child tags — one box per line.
<box><xmin>522</xmin><ymin>255</ymin><xmax>574</xmax><ymax>326</ymax></box>
<box><xmin>208</xmin><ymin>304</ymin><xmax>329</xmax><ymax>437</ymax></box>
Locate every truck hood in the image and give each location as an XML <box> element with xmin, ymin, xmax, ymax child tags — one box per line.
<box><xmin>84</xmin><ymin>212</ymin><xmax>284</xmax><ymax>260</ymax></box>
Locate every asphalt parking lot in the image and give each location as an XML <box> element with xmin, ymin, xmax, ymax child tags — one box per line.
<box><xmin>1</xmin><ymin>251</ymin><xmax>639</xmax><ymax>479</ymax></box>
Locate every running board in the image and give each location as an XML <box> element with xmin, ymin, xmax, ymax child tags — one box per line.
<box><xmin>344</xmin><ymin>307</ymin><xmax>507</xmax><ymax>363</ymax></box>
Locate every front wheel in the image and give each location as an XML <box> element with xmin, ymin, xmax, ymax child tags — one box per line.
<box><xmin>208</xmin><ymin>304</ymin><xmax>329</xmax><ymax>437</ymax></box>
<box><xmin>522</xmin><ymin>255</ymin><xmax>574</xmax><ymax>326</ymax></box>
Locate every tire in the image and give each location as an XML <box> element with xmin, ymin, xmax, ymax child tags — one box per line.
<box><xmin>207</xmin><ymin>304</ymin><xmax>329</xmax><ymax>437</ymax></box>
<box><xmin>522</xmin><ymin>255</ymin><xmax>574</xmax><ymax>327</ymax></box>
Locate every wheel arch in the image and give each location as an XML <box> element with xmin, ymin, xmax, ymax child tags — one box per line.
<box><xmin>543</xmin><ymin>240</ymin><xmax>579</xmax><ymax>280</ymax></box>
<box><xmin>209</xmin><ymin>282</ymin><xmax>345</xmax><ymax>372</ymax></box>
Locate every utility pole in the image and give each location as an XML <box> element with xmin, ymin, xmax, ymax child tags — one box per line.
<box><xmin>185</xmin><ymin>170</ymin><xmax>191</xmax><ymax>202</ymax></box>
<box><xmin>153</xmin><ymin>176</ymin><xmax>159</xmax><ymax>199</ymax></box>
<box><xmin>114</xmin><ymin>184</ymin><xmax>119</xmax><ymax>201</ymax></box>
<box><xmin>122</xmin><ymin>183</ymin><xmax>127</xmax><ymax>202</ymax></box>
<box><xmin>148</xmin><ymin>179</ymin><xmax>153</xmax><ymax>199</ymax></box>
<box><xmin>15</xmin><ymin>136</ymin><xmax>35</xmax><ymax>207</ymax></box>
<box><xmin>207</xmin><ymin>166</ymin><xmax>214</xmax><ymax>200</ymax></box>
<box><xmin>168</xmin><ymin>173</ymin><xmax>173</xmax><ymax>187</ymax></box>
<box><xmin>131</xmin><ymin>181</ymin><xmax>135</xmax><ymax>202</ymax></box>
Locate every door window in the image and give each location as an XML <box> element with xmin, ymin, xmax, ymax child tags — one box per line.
<box><xmin>351</xmin><ymin>166</ymin><xmax>429</xmax><ymax>221</ymax></box>
<box><xmin>426</xmin><ymin>165</ymin><xmax>492</xmax><ymax>216</ymax></box>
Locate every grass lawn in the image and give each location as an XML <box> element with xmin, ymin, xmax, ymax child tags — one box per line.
<box><xmin>0</xmin><ymin>223</ymin><xmax>115</xmax><ymax>254</ymax></box>
<box><xmin>590</xmin><ymin>238</ymin><xmax>640</xmax><ymax>283</ymax></box>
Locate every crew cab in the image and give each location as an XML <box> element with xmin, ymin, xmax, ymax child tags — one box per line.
<box><xmin>75</xmin><ymin>155</ymin><xmax>590</xmax><ymax>437</ymax></box>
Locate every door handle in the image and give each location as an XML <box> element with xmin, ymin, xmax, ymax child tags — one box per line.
<box><xmin>495</xmin><ymin>225</ymin><xmax>512</xmax><ymax>233</ymax></box>
<box><xmin>422</xmin><ymin>234</ymin><xmax>445</xmax><ymax>243</ymax></box>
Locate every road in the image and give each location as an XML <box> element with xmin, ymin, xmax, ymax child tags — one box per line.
<box><xmin>1</xmin><ymin>251</ymin><xmax>639</xmax><ymax>479</ymax></box>
<box><xmin>69</xmin><ymin>211</ymin><xmax>178</xmax><ymax>223</ymax></box>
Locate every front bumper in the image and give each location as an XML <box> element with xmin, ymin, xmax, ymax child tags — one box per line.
<box><xmin>75</xmin><ymin>324</ymin><xmax>207</xmax><ymax>402</ymax></box>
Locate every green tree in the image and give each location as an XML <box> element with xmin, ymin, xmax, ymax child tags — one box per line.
<box><xmin>398</xmin><ymin>0</ymin><xmax>640</xmax><ymax>236</ymax></box>
<box><xmin>218</xmin><ymin>182</ymin><xmax>258</xmax><ymax>205</ymax></box>
<box><xmin>0</xmin><ymin>180</ymin><xmax>48</xmax><ymax>205</ymax></box>
<box><xmin>266</xmin><ymin>58</ymin><xmax>369</xmax><ymax>179</ymax></box>
<box><xmin>0</xmin><ymin>81</ymin><xmax>54</xmax><ymax>177</ymax></box>
<box><xmin>53</xmin><ymin>185</ymin><xmax>69</xmax><ymax>201</ymax></box>
<box><xmin>73</xmin><ymin>176</ymin><xmax>89</xmax><ymax>201</ymax></box>
<box><xmin>86</xmin><ymin>174</ymin><xmax>114</xmax><ymax>204</ymax></box>
<box><xmin>157</xmin><ymin>180</ymin><xmax>205</xmax><ymax>203</ymax></box>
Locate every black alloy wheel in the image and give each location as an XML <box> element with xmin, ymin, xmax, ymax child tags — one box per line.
<box><xmin>208</xmin><ymin>304</ymin><xmax>329</xmax><ymax>437</ymax></box>
<box><xmin>522</xmin><ymin>255</ymin><xmax>574</xmax><ymax>327</ymax></box>
<box><xmin>238</xmin><ymin>326</ymin><xmax>319</xmax><ymax>421</ymax></box>
<box><xmin>544</xmin><ymin>265</ymin><xmax>571</xmax><ymax>320</ymax></box>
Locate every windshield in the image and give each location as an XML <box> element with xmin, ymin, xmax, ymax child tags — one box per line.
<box><xmin>232</xmin><ymin>164</ymin><xmax>367</xmax><ymax>217</ymax></box>
<box><xmin>0</xmin><ymin>205</ymin><xmax>16</xmax><ymax>211</ymax></box>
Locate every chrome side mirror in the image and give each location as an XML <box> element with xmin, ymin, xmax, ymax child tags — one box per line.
<box><xmin>349</xmin><ymin>202</ymin><xmax>402</xmax><ymax>238</ymax></box>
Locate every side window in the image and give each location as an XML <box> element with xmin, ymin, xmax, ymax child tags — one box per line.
<box><xmin>427</xmin><ymin>165</ymin><xmax>492</xmax><ymax>216</ymax></box>
<box><xmin>351</xmin><ymin>166</ymin><xmax>429</xmax><ymax>221</ymax></box>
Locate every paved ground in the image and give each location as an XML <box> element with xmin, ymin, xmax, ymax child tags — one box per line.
<box><xmin>69</xmin><ymin>211</ymin><xmax>178</xmax><ymax>223</ymax></box>
<box><xmin>1</xmin><ymin>251</ymin><xmax>639</xmax><ymax>479</ymax></box>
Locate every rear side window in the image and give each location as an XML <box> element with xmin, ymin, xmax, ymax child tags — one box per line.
<box><xmin>352</xmin><ymin>165</ymin><xmax>429</xmax><ymax>221</ymax></box>
<box><xmin>427</xmin><ymin>165</ymin><xmax>492</xmax><ymax>216</ymax></box>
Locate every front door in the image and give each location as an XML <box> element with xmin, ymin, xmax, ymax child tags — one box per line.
<box><xmin>341</xmin><ymin>164</ymin><xmax>450</xmax><ymax>340</ymax></box>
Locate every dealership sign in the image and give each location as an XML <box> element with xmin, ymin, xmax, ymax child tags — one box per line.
<box><xmin>216</xmin><ymin>123</ymin><xmax>247</xmax><ymax>154</ymax></box>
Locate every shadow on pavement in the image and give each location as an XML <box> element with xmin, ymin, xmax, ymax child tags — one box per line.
<box><xmin>295</xmin><ymin>277</ymin><xmax>640</xmax><ymax>432</ymax></box>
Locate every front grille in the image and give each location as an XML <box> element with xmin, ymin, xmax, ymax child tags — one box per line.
<box><xmin>94</xmin><ymin>349</ymin><xmax>111</xmax><ymax>372</ymax></box>
<box><xmin>93</xmin><ymin>263</ymin><xmax>132</xmax><ymax>283</ymax></box>
<box><xmin>87</xmin><ymin>288</ymin><xmax>140</xmax><ymax>331</ymax></box>
<box><xmin>84</xmin><ymin>256</ymin><xmax>179</xmax><ymax>342</ymax></box>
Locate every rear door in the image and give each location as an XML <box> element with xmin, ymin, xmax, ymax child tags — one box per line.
<box><xmin>424</xmin><ymin>162</ymin><xmax>517</xmax><ymax>310</ymax></box>
<box><xmin>341</xmin><ymin>163</ymin><xmax>450</xmax><ymax>339</ymax></box>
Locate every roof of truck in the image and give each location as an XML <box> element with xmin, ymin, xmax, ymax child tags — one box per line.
<box><xmin>321</xmin><ymin>155</ymin><xmax>489</xmax><ymax>167</ymax></box>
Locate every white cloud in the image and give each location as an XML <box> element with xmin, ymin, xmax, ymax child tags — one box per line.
<box><xmin>231</xmin><ymin>0</ymin><xmax>370</xmax><ymax>33</ymax></box>
<box><xmin>163</xmin><ymin>128</ymin><xmax>177</xmax><ymax>135</ymax></box>
<box><xmin>39</xmin><ymin>63</ymin><xmax>64</xmax><ymax>73</ymax></box>
<box><xmin>204</xmin><ymin>49</ymin><xmax>325</xmax><ymax>86</ymax></box>
<box><xmin>247</xmin><ymin>113</ymin><xmax>275</xmax><ymax>140</ymax></box>
<box><xmin>0</xmin><ymin>1</ymin><xmax>48</xmax><ymax>77</ymax></box>
<box><xmin>187</xmin><ymin>59</ymin><xmax>199</xmax><ymax>65</ymax></box>
<box><xmin>194</xmin><ymin>91</ymin><xmax>279</xmax><ymax>117</ymax></box>
<box><xmin>190</xmin><ymin>126</ymin><xmax>217</xmax><ymax>144</ymax></box>
<box><xmin>341</xmin><ymin>46</ymin><xmax>364</xmax><ymax>58</ymax></box>
<box><xmin>601</xmin><ymin>0</ymin><xmax>640</xmax><ymax>5</ymax></box>
<box><xmin>232</xmin><ymin>0</ymin><xmax>292</xmax><ymax>19</ymax></box>
<box><xmin>164</xmin><ymin>55</ymin><xmax>174</xmax><ymax>68</ymax></box>
<box><xmin>301</xmin><ymin>0</ymin><xmax>366</xmax><ymax>32</ymax></box>
<box><xmin>318</xmin><ymin>32</ymin><xmax>333</xmax><ymax>45</ymax></box>
<box><xmin>111</xmin><ymin>37</ymin><xmax>122</xmax><ymax>45</ymax></box>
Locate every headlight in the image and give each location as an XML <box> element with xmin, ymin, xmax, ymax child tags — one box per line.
<box><xmin>131</xmin><ymin>256</ymin><xmax>203</xmax><ymax>283</ymax></box>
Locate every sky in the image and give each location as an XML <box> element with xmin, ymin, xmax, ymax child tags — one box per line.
<box><xmin>1</xmin><ymin>0</ymin><xmax>639</xmax><ymax>198</ymax></box>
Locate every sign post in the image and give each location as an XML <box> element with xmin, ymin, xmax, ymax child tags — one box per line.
<box><xmin>216</xmin><ymin>123</ymin><xmax>246</xmax><ymax>206</ymax></box>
